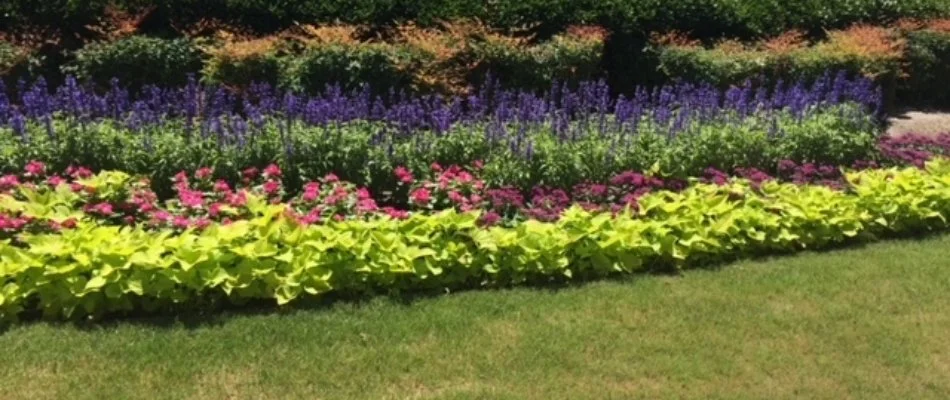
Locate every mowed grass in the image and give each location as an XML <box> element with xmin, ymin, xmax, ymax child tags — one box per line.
<box><xmin>4</xmin><ymin>236</ymin><xmax>950</xmax><ymax>400</ymax></box>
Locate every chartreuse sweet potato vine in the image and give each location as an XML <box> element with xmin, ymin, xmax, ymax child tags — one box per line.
<box><xmin>3</xmin><ymin>159</ymin><xmax>950</xmax><ymax>321</ymax></box>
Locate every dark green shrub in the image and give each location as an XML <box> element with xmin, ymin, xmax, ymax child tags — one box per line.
<box><xmin>899</xmin><ymin>30</ymin><xmax>950</xmax><ymax>108</ymax></box>
<box><xmin>64</xmin><ymin>36</ymin><xmax>202</xmax><ymax>89</ymax></box>
<box><xmin>471</xmin><ymin>27</ymin><xmax>606</xmax><ymax>91</ymax></box>
<box><xmin>283</xmin><ymin>44</ymin><xmax>421</xmax><ymax>94</ymax></box>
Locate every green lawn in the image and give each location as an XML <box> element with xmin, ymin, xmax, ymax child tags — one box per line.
<box><xmin>4</xmin><ymin>236</ymin><xmax>950</xmax><ymax>399</ymax></box>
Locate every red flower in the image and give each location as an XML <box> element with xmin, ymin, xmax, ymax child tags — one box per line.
<box><xmin>410</xmin><ymin>188</ymin><xmax>432</xmax><ymax>206</ymax></box>
<box><xmin>60</xmin><ymin>218</ymin><xmax>78</xmax><ymax>229</ymax></box>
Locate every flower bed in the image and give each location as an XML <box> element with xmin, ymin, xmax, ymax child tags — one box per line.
<box><xmin>2</xmin><ymin>157</ymin><xmax>950</xmax><ymax>321</ymax></box>
<box><xmin>0</xmin><ymin>75</ymin><xmax>883</xmax><ymax>200</ymax></box>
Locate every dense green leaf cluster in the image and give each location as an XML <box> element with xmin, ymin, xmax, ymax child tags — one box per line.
<box><xmin>63</xmin><ymin>36</ymin><xmax>204</xmax><ymax>91</ymax></box>
<box><xmin>0</xmin><ymin>107</ymin><xmax>879</xmax><ymax>199</ymax></box>
<box><xmin>900</xmin><ymin>30</ymin><xmax>950</xmax><ymax>108</ymax></box>
<box><xmin>4</xmin><ymin>0</ymin><xmax>949</xmax><ymax>37</ymax></box>
<box><xmin>3</xmin><ymin>159</ymin><xmax>950</xmax><ymax>320</ymax></box>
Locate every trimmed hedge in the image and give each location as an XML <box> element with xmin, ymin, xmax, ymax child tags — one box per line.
<box><xmin>4</xmin><ymin>0</ymin><xmax>949</xmax><ymax>38</ymax></box>
<box><xmin>899</xmin><ymin>29</ymin><xmax>950</xmax><ymax>108</ymax></box>
<box><xmin>2</xmin><ymin>159</ymin><xmax>950</xmax><ymax>320</ymax></box>
<box><xmin>63</xmin><ymin>36</ymin><xmax>203</xmax><ymax>90</ymax></box>
<box><xmin>201</xmin><ymin>24</ymin><xmax>606</xmax><ymax>94</ymax></box>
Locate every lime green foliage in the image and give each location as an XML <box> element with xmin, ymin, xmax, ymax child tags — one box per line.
<box><xmin>3</xmin><ymin>235</ymin><xmax>950</xmax><ymax>399</ymax></box>
<box><xmin>3</xmin><ymin>160</ymin><xmax>950</xmax><ymax>320</ymax></box>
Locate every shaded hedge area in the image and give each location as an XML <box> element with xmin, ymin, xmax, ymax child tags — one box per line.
<box><xmin>3</xmin><ymin>0</ymin><xmax>949</xmax><ymax>38</ymax></box>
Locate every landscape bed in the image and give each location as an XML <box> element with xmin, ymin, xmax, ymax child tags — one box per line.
<box><xmin>2</xmin><ymin>73</ymin><xmax>950</xmax><ymax>322</ymax></box>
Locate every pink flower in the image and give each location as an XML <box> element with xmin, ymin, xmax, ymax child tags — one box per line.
<box><xmin>24</xmin><ymin>161</ymin><xmax>46</xmax><ymax>177</ymax></box>
<box><xmin>430</xmin><ymin>162</ymin><xmax>443</xmax><ymax>172</ymax></box>
<box><xmin>47</xmin><ymin>175</ymin><xmax>66</xmax><ymax>186</ymax></box>
<box><xmin>302</xmin><ymin>190</ymin><xmax>319</xmax><ymax>202</ymax></box>
<box><xmin>356</xmin><ymin>187</ymin><xmax>371</xmax><ymax>200</ymax></box>
<box><xmin>323</xmin><ymin>173</ymin><xmax>339</xmax><ymax>183</ymax></box>
<box><xmin>263</xmin><ymin>180</ymin><xmax>281</xmax><ymax>195</ymax></box>
<box><xmin>89</xmin><ymin>202</ymin><xmax>114</xmax><ymax>215</ymax></box>
<box><xmin>173</xmin><ymin>216</ymin><xmax>191</xmax><ymax>229</ymax></box>
<box><xmin>357</xmin><ymin>198</ymin><xmax>378</xmax><ymax>212</ymax></box>
<box><xmin>448</xmin><ymin>191</ymin><xmax>465</xmax><ymax>204</ymax></box>
<box><xmin>479</xmin><ymin>211</ymin><xmax>501</xmax><ymax>227</ymax></box>
<box><xmin>394</xmin><ymin>166</ymin><xmax>414</xmax><ymax>184</ymax></box>
<box><xmin>333</xmin><ymin>214</ymin><xmax>345</xmax><ymax>222</ymax></box>
<box><xmin>228</xmin><ymin>191</ymin><xmax>248</xmax><ymax>207</ymax></box>
<box><xmin>263</xmin><ymin>164</ymin><xmax>282</xmax><ymax>178</ymax></box>
<box><xmin>173</xmin><ymin>171</ymin><xmax>189</xmax><ymax>185</ymax></box>
<box><xmin>66</xmin><ymin>166</ymin><xmax>93</xmax><ymax>179</ymax></box>
<box><xmin>213</xmin><ymin>180</ymin><xmax>231</xmax><ymax>193</ymax></box>
<box><xmin>152</xmin><ymin>211</ymin><xmax>171</xmax><ymax>223</ymax></box>
<box><xmin>123</xmin><ymin>216</ymin><xmax>136</xmax><ymax>225</ymax></box>
<box><xmin>470</xmin><ymin>193</ymin><xmax>483</xmax><ymax>204</ymax></box>
<box><xmin>383</xmin><ymin>207</ymin><xmax>409</xmax><ymax>220</ymax></box>
<box><xmin>194</xmin><ymin>167</ymin><xmax>213</xmax><ymax>180</ymax></box>
<box><xmin>0</xmin><ymin>175</ymin><xmax>20</xmax><ymax>190</ymax></box>
<box><xmin>194</xmin><ymin>218</ymin><xmax>211</xmax><ymax>229</ymax></box>
<box><xmin>456</xmin><ymin>171</ymin><xmax>474</xmax><ymax>184</ymax></box>
<box><xmin>410</xmin><ymin>188</ymin><xmax>432</xmax><ymax>206</ymax></box>
<box><xmin>473</xmin><ymin>160</ymin><xmax>484</xmax><ymax>170</ymax></box>
<box><xmin>243</xmin><ymin>167</ymin><xmax>260</xmax><ymax>181</ymax></box>
<box><xmin>209</xmin><ymin>203</ymin><xmax>223</xmax><ymax>217</ymax></box>
<box><xmin>304</xmin><ymin>182</ymin><xmax>320</xmax><ymax>193</ymax></box>
<box><xmin>179</xmin><ymin>189</ymin><xmax>204</xmax><ymax>208</ymax></box>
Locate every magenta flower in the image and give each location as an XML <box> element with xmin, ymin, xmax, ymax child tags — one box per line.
<box><xmin>24</xmin><ymin>161</ymin><xmax>46</xmax><ymax>177</ymax></box>
<box><xmin>194</xmin><ymin>167</ymin><xmax>213</xmax><ymax>180</ymax></box>
<box><xmin>263</xmin><ymin>164</ymin><xmax>282</xmax><ymax>178</ymax></box>
<box><xmin>410</xmin><ymin>188</ymin><xmax>432</xmax><ymax>206</ymax></box>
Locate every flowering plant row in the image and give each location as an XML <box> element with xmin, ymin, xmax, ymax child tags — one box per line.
<box><xmin>0</xmin><ymin>151</ymin><xmax>884</xmax><ymax>239</ymax></box>
<box><xmin>0</xmin><ymin>75</ymin><xmax>884</xmax><ymax>198</ymax></box>
<box><xmin>2</xmin><ymin>158</ymin><xmax>950</xmax><ymax>321</ymax></box>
